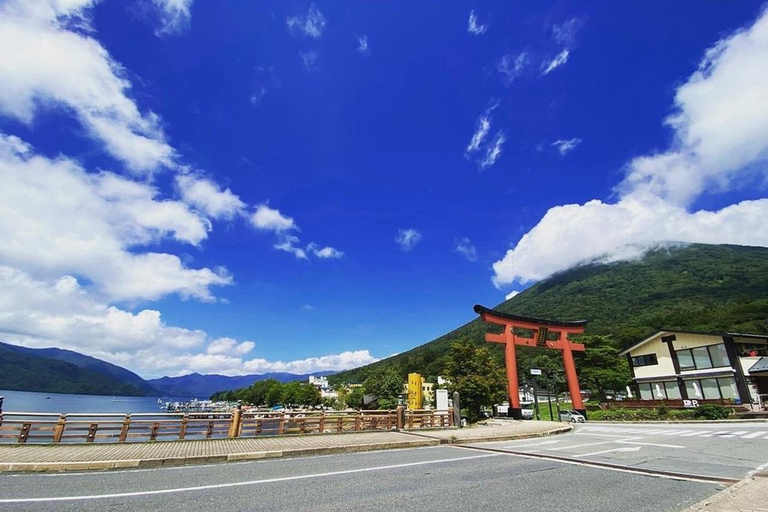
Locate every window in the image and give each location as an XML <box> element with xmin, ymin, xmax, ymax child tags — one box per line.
<box><xmin>685</xmin><ymin>380</ymin><xmax>702</xmax><ymax>399</ymax></box>
<box><xmin>701</xmin><ymin>378</ymin><xmax>720</xmax><ymax>399</ymax></box>
<box><xmin>631</xmin><ymin>354</ymin><xmax>658</xmax><ymax>367</ymax></box>
<box><xmin>638</xmin><ymin>383</ymin><xmax>652</xmax><ymax>400</ymax></box>
<box><xmin>718</xmin><ymin>378</ymin><xmax>738</xmax><ymax>400</ymax></box>
<box><xmin>676</xmin><ymin>343</ymin><xmax>730</xmax><ymax>371</ymax></box>
<box><xmin>678</xmin><ymin>350</ymin><xmax>695</xmax><ymax>371</ymax></box>
<box><xmin>664</xmin><ymin>381</ymin><xmax>682</xmax><ymax>399</ymax></box>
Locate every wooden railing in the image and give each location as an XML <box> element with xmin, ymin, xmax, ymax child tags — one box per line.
<box><xmin>0</xmin><ymin>408</ymin><xmax>454</xmax><ymax>444</ymax></box>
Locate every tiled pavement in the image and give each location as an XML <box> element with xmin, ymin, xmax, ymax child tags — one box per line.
<box><xmin>0</xmin><ymin>421</ymin><xmax>569</xmax><ymax>471</ymax></box>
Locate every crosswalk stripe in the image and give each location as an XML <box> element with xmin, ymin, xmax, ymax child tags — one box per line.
<box><xmin>658</xmin><ymin>430</ymin><xmax>687</xmax><ymax>436</ymax></box>
<box><xmin>700</xmin><ymin>431</ymin><xmax>730</xmax><ymax>437</ymax></box>
<box><xmin>718</xmin><ymin>431</ymin><xmax>747</xmax><ymax>438</ymax></box>
<box><xmin>742</xmin><ymin>431</ymin><xmax>767</xmax><ymax>439</ymax></box>
<box><xmin>682</xmin><ymin>430</ymin><xmax>709</xmax><ymax>436</ymax></box>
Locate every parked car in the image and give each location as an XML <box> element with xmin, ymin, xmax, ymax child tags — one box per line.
<box><xmin>559</xmin><ymin>410</ymin><xmax>586</xmax><ymax>423</ymax></box>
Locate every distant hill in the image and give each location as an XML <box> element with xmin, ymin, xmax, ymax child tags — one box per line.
<box><xmin>330</xmin><ymin>243</ymin><xmax>768</xmax><ymax>384</ymax></box>
<box><xmin>5</xmin><ymin>344</ymin><xmax>159</xmax><ymax>396</ymax></box>
<box><xmin>0</xmin><ymin>343</ymin><xmax>147</xmax><ymax>396</ymax></box>
<box><xmin>148</xmin><ymin>371</ymin><xmax>337</xmax><ymax>398</ymax></box>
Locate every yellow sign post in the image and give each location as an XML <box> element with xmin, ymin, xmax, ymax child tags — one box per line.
<box><xmin>407</xmin><ymin>373</ymin><xmax>423</xmax><ymax>410</ymax></box>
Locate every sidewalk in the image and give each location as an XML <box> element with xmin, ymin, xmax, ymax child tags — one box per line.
<box><xmin>682</xmin><ymin>473</ymin><xmax>768</xmax><ymax>512</ymax></box>
<box><xmin>0</xmin><ymin>420</ymin><xmax>567</xmax><ymax>472</ymax></box>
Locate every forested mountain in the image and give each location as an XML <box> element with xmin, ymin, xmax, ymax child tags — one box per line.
<box><xmin>148</xmin><ymin>371</ymin><xmax>336</xmax><ymax>397</ymax></box>
<box><xmin>0</xmin><ymin>343</ymin><xmax>147</xmax><ymax>396</ymax></box>
<box><xmin>5</xmin><ymin>344</ymin><xmax>159</xmax><ymax>396</ymax></box>
<box><xmin>330</xmin><ymin>244</ymin><xmax>768</xmax><ymax>384</ymax></box>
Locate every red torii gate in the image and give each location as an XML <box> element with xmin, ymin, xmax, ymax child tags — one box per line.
<box><xmin>474</xmin><ymin>305</ymin><xmax>588</xmax><ymax>419</ymax></box>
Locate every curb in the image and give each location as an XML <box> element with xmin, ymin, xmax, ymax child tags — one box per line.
<box><xmin>403</xmin><ymin>425</ymin><xmax>573</xmax><ymax>444</ymax></box>
<box><xmin>0</xmin><ymin>438</ymin><xmax>441</xmax><ymax>473</ymax></box>
<box><xmin>679</xmin><ymin>474</ymin><xmax>768</xmax><ymax>512</ymax></box>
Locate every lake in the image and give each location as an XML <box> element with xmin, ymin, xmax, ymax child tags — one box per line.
<box><xmin>0</xmin><ymin>389</ymin><xmax>189</xmax><ymax>414</ymax></box>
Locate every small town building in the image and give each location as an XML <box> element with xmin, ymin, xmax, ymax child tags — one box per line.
<box><xmin>620</xmin><ymin>330</ymin><xmax>768</xmax><ymax>405</ymax></box>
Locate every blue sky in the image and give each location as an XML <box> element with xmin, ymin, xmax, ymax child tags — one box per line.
<box><xmin>1</xmin><ymin>1</ymin><xmax>767</xmax><ymax>378</ymax></box>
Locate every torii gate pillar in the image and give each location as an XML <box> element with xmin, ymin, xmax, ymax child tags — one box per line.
<box><xmin>474</xmin><ymin>305</ymin><xmax>588</xmax><ymax>419</ymax></box>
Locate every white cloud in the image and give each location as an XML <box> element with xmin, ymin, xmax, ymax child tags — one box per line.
<box><xmin>396</xmin><ymin>228</ymin><xmax>422</xmax><ymax>252</ymax></box>
<box><xmin>274</xmin><ymin>234</ymin><xmax>308</xmax><ymax>260</ymax></box>
<box><xmin>552</xmin><ymin>18</ymin><xmax>581</xmax><ymax>46</ymax></box>
<box><xmin>541</xmin><ymin>49</ymin><xmax>570</xmax><ymax>75</ymax></box>
<box><xmin>206</xmin><ymin>337</ymin><xmax>255</xmax><ymax>356</ymax></box>
<box><xmin>466</xmin><ymin>99</ymin><xmax>505</xmax><ymax>170</ymax></box>
<box><xmin>299</xmin><ymin>50</ymin><xmax>319</xmax><ymax>70</ymax></box>
<box><xmin>0</xmin><ymin>134</ymin><xmax>230</xmax><ymax>301</ymax></box>
<box><xmin>468</xmin><ymin>10</ymin><xmax>487</xmax><ymax>35</ymax></box>
<box><xmin>287</xmin><ymin>3</ymin><xmax>326</xmax><ymax>38</ymax></box>
<box><xmin>0</xmin><ymin>266</ymin><xmax>376</xmax><ymax>378</ymax></box>
<box><xmin>151</xmin><ymin>0</ymin><xmax>193</xmax><ymax>37</ymax></box>
<box><xmin>552</xmin><ymin>137</ymin><xmax>582</xmax><ymax>155</ymax></box>
<box><xmin>480</xmin><ymin>130</ymin><xmax>506</xmax><ymax>170</ymax></box>
<box><xmin>176</xmin><ymin>174</ymin><xmax>245</xmax><ymax>220</ymax></box>
<box><xmin>497</xmin><ymin>52</ymin><xmax>527</xmax><ymax>85</ymax></box>
<box><xmin>454</xmin><ymin>238</ymin><xmax>477</xmax><ymax>262</ymax></box>
<box><xmin>250</xmin><ymin>204</ymin><xmax>297</xmax><ymax>232</ymax></box>
<box><xmin>249</xmin><ymin>66</ymin><xmax>280</xmax><ymax>107</ymax></box>
<box><xmin>356</xmin><ymin>34</ymin><xmax>369</xmax><ymax>54</ymax></box>
<box><xmin>493</xmin><ymin>9</ymin><xmax>768</xmax><ymax>287</ymax></box>
<box><xmin>307</xmin><ymin>243</ymin><xmax>344</xmax><ymax>259</ymax></box>
<box><xmin>0</xmin><ymin>0</ymin><xmax>175</xmax><ymax>173</ymax></box>
<box><xmin>505</xmin><ymin>290</ymin><xmax>520</xmax><ymax>300</ymax></box>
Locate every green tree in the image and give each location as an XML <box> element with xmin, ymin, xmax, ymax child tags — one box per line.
<box><xmin>443</xmin><ymin>338</ymin><xmax>507</xmax><ymax>422</ymax></box>
<box><xmin>575</xmin><ymin>335</ymin><xmax>631</xmax><ymax>401</ymax></box>
<box><xmin>363</xmin><ymin>366</ymin><xmax>403</xmax><ymax>409</ymax></box>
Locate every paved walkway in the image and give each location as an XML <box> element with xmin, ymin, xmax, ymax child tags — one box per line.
<box><xmin>683</xmin><ymin>474</ymin><xmax>768</xmax><ymax>512</ymax></box>
<box><xmin>0</xmin><ymin>420</ymin><xmax>568</xmax><ymax>472</ymax></box>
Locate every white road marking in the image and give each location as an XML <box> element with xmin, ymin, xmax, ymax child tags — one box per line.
<box><xmin>572</xmin><ymin>432</ymin><xmax>641</xmax><ymax>438</ymax></box>
<box><xmin>574</xmin><ymin>446</ymin><xmax>642</xmax><ymax>458</ymax></box>
<box><xmin>616</xmin><ymin>441</ymin><xmax>684</xmax><ymax>449</ymax></box>
<box><xmin>503</xmin><ymin>440</ymin><xmax>561</xmax><ymax>449</ymax></box>
<box><xmin>698</xmin><ymin>431</ymin><xmax>729</xmax><ymax>437</ymax></box>
<box><xmin>741</xmin><ymin>431</ymin><xmax>766</xmax><ymax>439</ymax></box>
<box><xmin>0</xmin><ymin>453</ymin><xmax>501</xmax><ymax>503</ymax></box>
<box><xmin>718</xmin><ymin>431</ymin><xmax>748</xmax><ymax>438</ymax></box>
<box><xmin>681</xmin><ymin>431</ymin><xmax>710</xmax><ymax>437</ymax></box>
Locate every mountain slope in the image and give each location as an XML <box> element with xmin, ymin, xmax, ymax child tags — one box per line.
<box><xmin>6</xmin><ymin>345</ymin><xmax>159</xmax><ymax>396</ymax></box>
<box><xmin>0</xmin><ymin>343</ymin><xmax>147</xmax><ymax>396</ymax></box>
<box><xmin>148</xmin><ymin>371</ymin><xmax>336</xmax><ymax>397</ymax></box>
<box><xmin>330</xmin><ymin>243</ymin><xmax>768</xmax><ymax>384</ymax></box>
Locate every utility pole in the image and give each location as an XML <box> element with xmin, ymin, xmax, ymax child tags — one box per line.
<box><xmin>545</xmin><ymin>370</ymin><xmax>554</xmax><ymax>421</ymax></box>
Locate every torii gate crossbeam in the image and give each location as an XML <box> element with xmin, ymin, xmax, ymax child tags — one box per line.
<box><xmin>474</xmin><ymin>305</ymin><xmax>588</xmax><ymax>420</ymax></box>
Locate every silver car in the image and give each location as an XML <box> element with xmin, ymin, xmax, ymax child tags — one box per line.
<box><xmin>559</xmin><ymin>410</ymin><xmax>586</xmax><ymax>423</ymax></box>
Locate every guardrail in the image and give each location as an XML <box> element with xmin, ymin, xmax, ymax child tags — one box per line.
<box><xmin>0</xmin><ymin>408</ymin><xmax>454</xmax><ymax>444</ymax></box>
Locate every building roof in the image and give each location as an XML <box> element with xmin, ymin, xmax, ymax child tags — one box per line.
<box><xmin>473</xmin><ymin>305</ymin><xmax>588</xmax><ymax>328</ymax></box>
<box><xmin>749</xmin><ymin>357</ymin><xmax>768</xmax><ymax>374</ymax></box>
<box><xmin>620</xmin><ymin>329</ymin><xmax>768</xmax><ymax>356</ymax></box>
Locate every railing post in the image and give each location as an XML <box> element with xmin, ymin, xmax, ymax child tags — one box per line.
<box><xmin>278</xmin><ymin>414</ymin><xmax>285</xmax><ymax>435</ymax></box>
<box><xmin>206</xmin><ymin>420</ymin><xmax>214</xmax><ymax>438</ymax></box>
<box><xmin>179</xmin><ymin>414</ymin><xmax>188</xmax><ymax>440</ymax></box>
<box><xmin>18</xmin><ymin>423</ymin><xmax>31</xmax><ymax>443</ymax></box>
<box><xmin>150</xmin><ymin>422</ymin><xmax>159</xmax><ymax>441</ymax></box>
<box><xmin>119</xmin><ymin>414</ymin><xmax>131</xmax><ymax>442</ymax></box>
<box><xmin>52</xmin><ymin>414</ymin><xmax>67</xmax><ymax>443</ymax></box>
<box><xmin>319</xmin><ymin>412</ymin><xmax>325</xmax><ymax>433</ymax></box>
<box><xmin>228</xmin><ymin>404</ymin><xmax>242</xmax><ymax>438</ymax></box>
<box><xmin>86</xmin><ymin>423</ymin><xmax>98</xmax><ymax>443</ymax></box>
<box><xmin>355</xmin><ymin>412</ymin><xmax>362</xmax><ymax>431</ymax></box>
<box><xmin>396</xmin><ymin>406</ymin><xmax>404</xmax><ymax>430</ymax></box>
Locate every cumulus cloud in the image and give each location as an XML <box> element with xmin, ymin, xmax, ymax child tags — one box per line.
<box><xmin>0</xmin><ymin>0</ymin><xmax>175</xmax><ymax>173</ymax></box>
<box><xmin>396</xmin><ymin>228</ymin><xmax>422</xmax><ymax>252</ymax></box>
<box><xmin>250</xmin><ymin>204</ymin><xmax>297</xmax><ymax>232</ymax></box>
<box><xmin>468</xmin><ymin>10</ymin><xmax>487</xmax><ymax>35</ymax></box>
<box><xmin>307</xmin><ymin>243</ymin><xmax>344</xmax><ymax>259</ymax></box>
<box><xmin>151</xmin><ymin>0</ymin><xmax>193</xmax><ymax>37</ymax></box>
<box><xmin>493</xmin><ymin>9</ymin><xmax>768</xmax><ymax>286</ymax></box>
<box><xmin>0</xmin><ymin>266</ymin><xmax>376</xmax><ymax>377</ymax></box>
<box><xmin>0</xmin><ymin>134</ymin><xmax>230</xmax><ymax>301</ymax></box>
<box><xmin>287</xmin><ymin>3</ymin><xmax>326</xmax><ymax>38</ymax></box>
<box><xmin>176</xmin><ymin>174</ymin><xmax>245</xmax><ymax>220</ymax></box>
<box><xmin>552</xmin><ymin>138</ymin><xmax>582</xmax><ymax>155</ymax></box>
<box><xmin>541</xmin><ymin>49</ymin><xmax>570</xmax><ymax>75</ymax></box>
<box><xmin>505</xmin><ymin>290</ymin><xmax>520</xmax><ymax>300</ymax></box>
<box><xmin>455</xmin><ymin>238</ymin><xmax>478</xmax><ymax>262</ymax></box>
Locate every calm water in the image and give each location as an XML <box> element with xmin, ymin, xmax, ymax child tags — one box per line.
<box><xmin>0</xmin><ymin>389</ymin><xmax>189</xmax><ymax>414</ymax></box>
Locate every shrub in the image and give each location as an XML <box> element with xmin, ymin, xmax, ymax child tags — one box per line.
<box><xmin>656</xmin><ymin>403</ymin><xmax>669</xmax><ymax>418</ymax></box>
<box><xmin>694</xmin><ymin>404</ymin><xmax>732</xmax><ymax>420</ymax></box>
<box><xmin>667</xmin><ymin>409</ymin><xmax>696</xmax><ymax>420</ymax></box>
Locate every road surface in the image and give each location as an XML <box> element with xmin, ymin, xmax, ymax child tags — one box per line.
<box><xmin>1</xmin><ymin>421</ymin><xmax>766</xmax><ymax>512</ymax></box>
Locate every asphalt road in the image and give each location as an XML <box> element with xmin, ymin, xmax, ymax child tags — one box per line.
<box><xmin>2</xmin><ymin>421</ymin><xmax>766</xmax><ymax>512</ymax></box>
